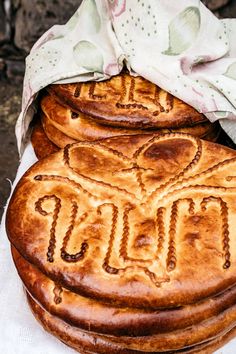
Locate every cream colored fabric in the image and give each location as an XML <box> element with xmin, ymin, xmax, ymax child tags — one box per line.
<box><xmin>16</xmin><ymin>0</ymin><xmax>236</xmax><ymax>153</ymax></box>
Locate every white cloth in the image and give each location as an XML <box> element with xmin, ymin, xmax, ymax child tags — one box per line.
<box><xmin>0</xmin><ymin>145</ymin><xmax>75</xmax><ymax>353</ymax></box>
<box><xmin>16</xmin><ymin>0</ymin><xmax>236</xmax><ymax>154</ymax></box>
<box><xmin>0</xmin><ymin>143</ymin><xmax>236</xmax><ymax>354</ymax></box>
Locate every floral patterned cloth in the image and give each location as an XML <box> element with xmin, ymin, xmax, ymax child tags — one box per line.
<box><xmin>17</xmin><ymin>0</ymin><xmax>236</xmax><ymax>153</ymax></box>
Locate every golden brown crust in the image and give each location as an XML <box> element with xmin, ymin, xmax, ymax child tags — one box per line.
<box><xmin>26</xmin><ymin>292</ymin><xmax>136</xmax><ymax>354</ymax></box>
<box><xmin>41</xmin><ymin>94</ymin><xmax>146</xmax><ymax>141</ymax></box>
<box><xmin>41</xmin><ymin>113</ymin><xmax>77</xmax><ymax>148</ymax></box>
<box><xmin>6</xmin><ymin>133</ymin><xmax>236</xmax><ymax>309</ymax></box>
<box><xmin>12</xmin><ymin>246</ymin><xmax>236</xmax><ymax>338</ymax></box>
<box><xmin>41</xmin><ymin>94</ymin><xmax>219</xmax><ymax>147</ymax></box>
<box><xmin>31</xmin><ymin>119</ymin><xmax>59</xmax><ymax>159</ymax></box>
<box><xmin>47</xmin><ymin>73</ymin><xmax>207</xmax><ymax>129</ymax></box>
<box><xmin>27</xmin><ymin>292</ymin><xmax>236</xmax><ymax>353</ymax></box>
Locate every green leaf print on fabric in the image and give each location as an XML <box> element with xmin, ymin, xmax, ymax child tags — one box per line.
<box><xmin>224</xmin><ymin>62</ymin><xmax>236</xmax><ymax>80</ymax></box>
<box><xmin>214</xmin><ymin>111</ymin><xmax>229</xmax><ymax>118</ymax></box>
<box><xmin>80</xmin><ymin>0</ymin><xmax>101</xmax><ymax>33</ymax></box>
<box><xmin>163</xmin><ymin>7</ymin><xmax>201</xmax><ymax>56</ymax></box>
<box><xmin>73</xmin><ymin>41</ymin><xmax>104</xmax><ymax>72</ymax></box>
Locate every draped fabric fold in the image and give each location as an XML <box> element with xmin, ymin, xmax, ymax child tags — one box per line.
<box><xmin>17</xmin><ymin>0</ymin><xmax>236</xmax><ymax>153</ymax></box>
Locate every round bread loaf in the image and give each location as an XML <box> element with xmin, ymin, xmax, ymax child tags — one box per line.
<box><xmin>6</xmin><ymin>134</ymin><xmax>236</xmax><ymax>309</ymax></box>
<box><xmin>12</xmin><ymin>246</ymin><xmax>236</xmax><ymax>338</ymax></box>
<box><xmin>31</xmin><ymin>119</ymin><xmax>59</xmax><ymax>159</ymax></box>
<box><xmin>40</xmin><ymin>94</ymin><xmax>219</xmax><ymax>145</ymax></box>
<box><xmin>27</xmin><ymin>292</ymin><xmax>236</xmax><ymax>354</ymax></box>
<box><xmin>47</xmin><ymin>73</ymin><xmax>207</xmax><ymax>129</ymax></box>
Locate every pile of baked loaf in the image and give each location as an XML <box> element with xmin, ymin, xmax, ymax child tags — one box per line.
<box><xmin>31</xmin><ymin>72</ymin><xmax>221</xmax><ymax>157</ymax></box>
<box><xmin>6</xmin><ymin>72</ymin><xmax>236</xmax><ymax>354</ymax></box>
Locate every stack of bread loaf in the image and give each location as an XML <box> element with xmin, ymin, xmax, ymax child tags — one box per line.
<box><xmin>31</xmin><ymin>72</ymin><xmax>221</xmax><ymax>159</ymax></box>
<box><xmin>6</xmin><ymin>72</ymin><xmax>236</xmax><ymax>354</ymax></box>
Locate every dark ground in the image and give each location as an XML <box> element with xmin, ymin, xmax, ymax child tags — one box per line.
<box><xmin>0</xmin><ymin>79</ymin><xmax>22</xmax><ymax>217</ymax></box>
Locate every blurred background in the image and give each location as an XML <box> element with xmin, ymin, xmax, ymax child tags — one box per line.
<box><xmin>0</xmin><ymin>0</ymin><xmax>236</xmax><ymax>216</ymax></box>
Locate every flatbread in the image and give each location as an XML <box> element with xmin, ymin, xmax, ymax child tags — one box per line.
<box><xmin>41</xmin><ymin>94</ymin><xmax>145</xmax><ymax>141</ymax></box>
<box><xmin>6</xmin><ymin>133</ymin><xmax>236</xmax><ymax>308</ymax></box>
<box><xmin>41</xmin><ymin>94</ymin><xmax>219</xmax><ymax>145</ymax></box>
<box><xmin>27</xmin><ymin>292</ymin><xmax>236</xmax><ymax>354</ymax></box>
<box><xmin>12</xmin><ymin>246</ymin><xmax>236</xmax><ymax>337</ymax></box>
<box><xmin>47</xmin><ymin>73</ymin><xmax>206</xmax><ymax>129</ymax></box>
<box><xmin>31</xmin><ymin>119</ymin><xmax>59</xmax><ymax>159</ymax></box>
<box><xmin>41</xmin><ymin>113</ymin><xmax>77</xmax><ymax>147</ymax></box>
